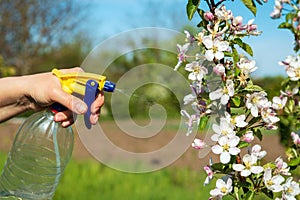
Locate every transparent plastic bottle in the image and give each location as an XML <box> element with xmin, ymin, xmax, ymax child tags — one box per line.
<box><xmin>0</xmin><ymin>108</ymin><xmax>74</xmax><ymax>200</ymax></box>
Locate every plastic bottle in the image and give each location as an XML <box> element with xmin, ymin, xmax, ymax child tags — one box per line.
<box><xmin>0</xmin><ymin>107</ymin><xmax>74</xmax><ymax>200</ymax></box>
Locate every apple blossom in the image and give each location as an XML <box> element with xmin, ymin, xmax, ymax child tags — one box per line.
<box><xmin>272</xmin><ymin>96</ymin><xmax>287</xmax><ymax>110</ymax></box>
<box><xmin>215</xmin><ymin>5</ymin><xmax>233</xmax><ymax>21</ymax></box>
<box><xmin>237</xmin><ymin>57</ymin><xmax>258</xmax><ymax>75</ymax></box>
<box><xmin>261</xmin><ymin>106</ymin><xmax>280</xmax><ymax>125</ymax></box>
<box><xmin>202</xmin><ymin>36</ymin><xmax>229</xmax><ymax>61</ymax></box>
<box><xmin>213</xmin><ymin>64</ymin><xmax>226</xmax><ymax>76</ymax></box>
<box><xmin>204</xmin><ymin>165</ymin><xmax>214</xmax><ymax>185</ymax></box>
<box><xmin>180</xmin><ymin>110</ymin><xmax>200</xmax><ymax>136</ymax></box>
<box><xmin>209</xmin><ymin>79</ymin><xmax>234</xmax><ymax>105</ymax></box>
<box><xmin>185</xmin><ymin>61</ymin><xmax>208</xmax><ymax>81</ymax></box>
<box><xmin>211</xmin><ymin>136</ymin><xmax>240</xmax><ymax>164</ymax></box>
<box><xmin>174</xmin><ymin>43</ymin><xmax>190</xmax><ymax>71</ymax></box>
<box><xmin>209</xmin><ymin>178</ymin><xmax>233</xmax><ymax>198</ymax></box>
<box><xmin>246</xmin><ymin>91</ymin><xmax>269</xmax><ymax>117</ymax></box>
<box><xmin>232</xmin><ymin>154</ymin><xmax>264</xmax><ymax>177</ymax></box>
<box><xmin>264</xmin><ymin>168</ymin><xmax>285</xmax><ymax>193</ymax></box>
<box><xmin>211</xmin><ymin>118</ymin><xmax>236</xmax><ymax>141</ymax></box>
<box><xmin>224</xmin><ymin>112</ymin><xmax>248</xmax><ymax>128</ymax></box>
<box><xmin>251</xmin><ymin>144</ymin><xmax>267</xmax><ymax>160</ymax></box>
<box><xmin>274</xmin><ymin>157</ymin><xmax>291</xmax><ymax>176</ymax></box>
<box><xmin>282</xmin><ymin>177</ymin><xmax>300</xmax><ymax>200</ymax></box>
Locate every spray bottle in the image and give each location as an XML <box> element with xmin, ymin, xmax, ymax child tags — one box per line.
<box><xmin>0</xmin><ymin>69</ymin><xmax>115</xmax><ymax>200</ymax></box>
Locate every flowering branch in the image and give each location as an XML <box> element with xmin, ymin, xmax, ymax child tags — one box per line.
<box><xmin>175</xmin><ymin>0</ymin><xmax>300</xmax><ymax>199</ymax></box>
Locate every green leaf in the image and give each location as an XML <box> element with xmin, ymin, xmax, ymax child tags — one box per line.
<box><xmin>241</xmin><ymin>0</ymin><xmax>257</xmax><ymax>16</ymax></box>
<box><xmin>232</xmin><ymin>96</ymin><xmax>241</xmax><ymax>107</ymax></box>
<box><xmin>244</xmin><ymin>191</ymin><xmax>255</xmax><ymax>200</ymax></box>
<box><xmin>232</xmin><ymin>46</ymin><xmax>239</xmax><ymax>64</ymax></box>
<box><xmin>186</xmin><ymin>0</ymin><xmax>200</xmax><ymax>20</ymax></box>
<box><xmin>199</xmin><ymin>115</ymin><xmax>209</xmax><ymax>131</ymax></box>
<box><xmin>243</xmin><ymin>84</ymin><xmax>263</xmax><ymax>92</ymax></box>
<box><xmin>238</xmin><ymin>141</ymin><xmax>250</xmax><ymax>149</ymax></box>
<box><xmin>288</xmin><ymin>156</ymin><xmax>300</xmax><ymax>167</ymax></box>
<box><xmin>278</xmin><ymin>22</ymin><xmax>294</xmax><ymax>30</ymax></box>
<box><xmin>211</xmin><ymin>163</ymin><xmax>225</xmax><ymax>171</ymax></box>
<box><xmin>233</xmin><ymin>38</ymin><xmax>253</xmax><ymax>56</ymax></box>
<box><xmin>261</xmin><ymin>188</ymin><xmax>273</xmax><ymax>199</ymax></box>
<box><xmin>253</xmin><ymin>128</ymin><xmax>262</xmax><ymax>141</ymax></box>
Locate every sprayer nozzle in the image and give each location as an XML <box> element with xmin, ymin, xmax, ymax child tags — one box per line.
<box><xmin>103</xmin><ymin>81</ymin><xmax>115</xmax><ymax>92</ymax></box>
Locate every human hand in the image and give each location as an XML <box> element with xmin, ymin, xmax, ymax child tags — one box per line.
<box><xmin>24</xmin><ymin>67</ymin><xmax>104</xmax><ymax>127</ymax></box>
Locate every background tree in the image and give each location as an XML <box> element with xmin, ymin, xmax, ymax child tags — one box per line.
<box><xmin>0</xmin><ymin>0</ymin><xmax>89</xmax><ymax>75</ymax></box>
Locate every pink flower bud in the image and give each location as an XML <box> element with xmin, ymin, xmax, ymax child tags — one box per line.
<box><xmin>204</xmin><ymin>12</ymin><xmax>214</xmax><ymax>21</ymax></box>
<box><xmin>192</xmin><ymin>138</ymin><xmax>206</xmax><ymax>149</ymax></box>
<box><xmin>291</xmin><ymin>132</ymin><xmax>300</xmax><ymax>146</ymax></box>
<box><xmin>242</xmin><ymin>131</ymin><xmax>254</xmax><ymax>143</ymax></box>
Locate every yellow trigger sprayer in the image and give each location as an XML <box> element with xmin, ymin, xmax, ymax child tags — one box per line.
<box><xmin>0</xmin><ymin>68</ymin><xmax>116</xmax><ymax>199</ymax></box>
<box><xmin>52</xmin><ymin>68</ymin><xmax>115</xmax><ymax>128</ymax></box>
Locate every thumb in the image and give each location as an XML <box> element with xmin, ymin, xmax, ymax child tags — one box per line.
<box><xmin>51</xmin><ymin>89</ymin><xmax>87</xmax><ymax>114</ymax></box>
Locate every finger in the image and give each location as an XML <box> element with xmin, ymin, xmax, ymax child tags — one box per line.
<box><xmin>91</xmin><ymin>92</ymin><xmax>104</xmax><ymax>113</ymax></box>
<box><xmin>54</xmin><ymin>110</ymin><xmax>74</xmax><ymax>122</ymax></box>
<box><xmin>90</xmin><ymin>111</ymin><xmax>100</xmax><ymax>125</ymax></box>
<box><xmin>61</xmin><ymin>119</ymin><xmax>74</xmax><ymax>128</ymax></box>
<box><xmin>51</xmin><ymin>89</ymin><xmax>87</xmax><ymax>114</ymax></box>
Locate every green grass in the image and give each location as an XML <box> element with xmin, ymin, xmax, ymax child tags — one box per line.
<box><xmin>54</xmin><ymin>158</ymin><xmax>214</xmax><ymax>200</ymax></box>
<box><xmin>0</xmin><ymin>151</ymin><xmax>297</xmax><ymax>200</ymax></box>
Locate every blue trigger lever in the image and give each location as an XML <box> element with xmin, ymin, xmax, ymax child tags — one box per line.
<box><xmin>83</xmin><ymin>80</ymin><xmax>99</xmax><ymax>129</ymax></box>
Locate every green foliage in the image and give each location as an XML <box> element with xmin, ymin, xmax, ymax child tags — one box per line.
<box><xmin>186</xmin><ymin>0</ymin><xmax>200</xmax><ymax>20</ymax></box>
<box><xmin>240</xmin><ymin>0</ymin><xmax>257</xmax><ymax>16</ymax></box>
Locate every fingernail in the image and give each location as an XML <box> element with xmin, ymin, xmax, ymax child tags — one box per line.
<box><xmin>75</xmin><ymin>102</ymin><xmax>87</xmax><ymax>114</ymax></box>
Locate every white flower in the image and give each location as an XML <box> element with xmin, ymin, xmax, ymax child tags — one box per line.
<box><xmin>233</xmin><ymin>154</ymin><xmax>264</xmax><ymax>177</ymax></box>
<box><xmin>192</xmin><ymin>138</ymin><xmax>206</xmax><ymax>150</ymax></box>
<box><xmin>264</xmin><ymin>168</ymin><xmax>284</xmax><ymax>193</ymax></box>
<box><xmin>213</xmin><ymin>63</ymin><xmax>226</xmax><ymax>76</ymax></box>
<box><xmin>225</xmin><ymin>112</ymin><xmax>248</xmax><ymax>128</ymax></box>
<box><xmin>209</xmin><ymin>79</ymin><xmax>234</xmax><ymax>105</ymax></box>
<box><xmin>210</xmin><ymin>178</ymin><xmax>233</xmax><ymax>198</ymax></box>
<box><xmin>280</xmin><ymin>87</ymin><xmax>299</xmax><ymax>97</ymax></box>
<box><xmin>211</xmin><ymin>118</ymin><xmax>235</xmax><ymax>141</ymax></box>
<box><xmin>246</xmin><ymin>91</ymin><xmax>268</xmax><ymax>117</ymax></box>
<box><xmin>280</xmin><ymin>55</ymin><xmax>300</xmax><ymax>81</ymax></box>
<box><xmin>215</xmin><ymin>5</ymin><xmax>233</xmax><ymax>21</ymax></box>
<box><xmin>204</xmin><ymin>165</ymin><xmax>214</xmax><ymax>185</ymax></box>
<box><xmin>180</xmin><ymin>110</ymin><xmax>200</xmax><ymax>136</ymax></box>
<box><xmin>275</xmin><ymin>157</ymin><xmax>291</xmax><ymax>176</ymax></box>
<box><xmin>185</xmin><ymin>61</ymin><xmax>208</xmax><ymax>81</ymax></box>
<box><xmin>212</xmin><ymin>136</ymin><xmax>240</xmax><ymax>164</ymax></box>
<box><xmin>183</xmin><ymin>93</ymin><xmax>196</xmax><ymax>105</ymax></box>
<box><xmin>251</xmin><ymin>144</ymin><xmax>267</xmax><ymax>160</ymax></box>
<box><xmin>237</xmin><ymin>58</ymin><xmax>258</xmax><ymax>75</ymax></box>
<box><xmin>282</xmin><ymin>177</ymin><xmax>300</xmax><ymax>200</ymax></box>
<box><xmin>174</xmin><ymin>43</ymin><xmax>190</xmax><ymax>70</ymax></box>
<box><xmin>272</xmin><ymin>96</ymin><xmax>287</xmax><ymax>110</ymax></box>
<box><xmin>203</xmin><ymin>36</ymin><xmax>229</xmax><ymax>61</ymax></box>
<box><xmin>261</xmin><ymin>107</ymin><xmax>280</xmax><ymax>124</ymax></box>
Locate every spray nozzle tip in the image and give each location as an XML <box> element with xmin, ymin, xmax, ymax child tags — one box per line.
<box><xmin>103</xmin><ymin>81</ymin><xmax>115</xmax><ymax>92</ymax></box>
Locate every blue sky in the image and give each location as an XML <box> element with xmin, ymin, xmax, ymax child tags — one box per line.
<box><xmin>85</xmin><ymin>0</ymin><xmax>295</xmax><ymax>77</ymax></box>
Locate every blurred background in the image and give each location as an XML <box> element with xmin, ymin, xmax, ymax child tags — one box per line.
<box><xmin>0</xmin><ymin>0</ymin><xmax>295</xmax><ymax>199</ymax></box>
